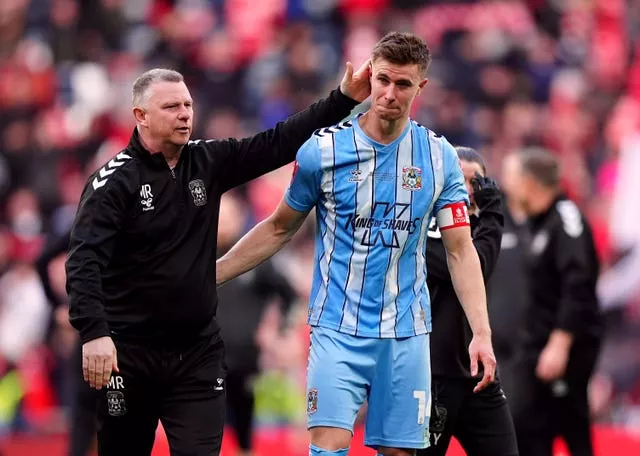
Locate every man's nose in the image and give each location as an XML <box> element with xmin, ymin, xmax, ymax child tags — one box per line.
<box><xmin>178</xmin><ymin>107</ymin><xmax>190</xmax><ymax>119</ymax></box>
<box><xmin>384</xmin><ymin>85</ymin><xmax>395</xmax><ymax>102</ymax></box>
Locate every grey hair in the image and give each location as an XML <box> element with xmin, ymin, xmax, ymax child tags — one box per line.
<box><xmin>520</xmin><ymin>147</ymin><xmax>560</xmax><ymax>188</ymax></box>
<box><xmin>132</xmin><ymin>68</ymin><xmax>184</xmax><ymax>107</ymax></box>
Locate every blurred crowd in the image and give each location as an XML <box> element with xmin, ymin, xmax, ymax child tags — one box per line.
<box><xmin>1</xmin><ymin>0</ymin><xmax>640</xmax><ymax>443</ymax></box>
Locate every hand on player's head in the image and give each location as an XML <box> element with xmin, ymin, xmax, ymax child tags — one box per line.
<box><xmin>340</xmin><ymin>59</ymin><xmax>372</xmax><ymax>103</ymax></box>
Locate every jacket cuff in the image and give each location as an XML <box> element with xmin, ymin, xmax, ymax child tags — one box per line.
<box><xmin>79</xmin><ymin>320</ymin><xmax>111</xmax><ymax>344</ymax></box>
<box><xmin>475</xmin><ymin>190</ymin><xmax>502</xmax><ymax>212</ymax></box>
<box><xmin>554</xmin><ymin>321</ymin><xmax>578</xmax><ymax>337</ymax></box>
<box><xmin>335</xmin><ymin>87</ymin><xmax>360</xmax><ymax>109</ymax></box>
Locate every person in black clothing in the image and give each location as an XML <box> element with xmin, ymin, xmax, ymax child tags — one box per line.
<box><xmin>486</xmin><ymin>153</ymin><xmax>530</xmax><ymax>397</ymax></box>
<box><xmin>36</xmin><ymin>231</ymin><xmax>97</xmax><ymax>456</ymax></box>
<box><xmin>216</xmin><ymin>193</ymin><xmax>296</xmax><ymax>456</ymax></box>
<box><xmin>419</xmin><ymin>147</ymin><xmax>518</xmax><ymax>456</ymax></box>
<box><xmin>64</xmin><ymin>66</ymin><xmax>370</xmax><ymax>456</ymax></box>
<box><xmin>509</xmin><ymin>148</ymin><xmax>603</xmax><ymax>456</ymax></box>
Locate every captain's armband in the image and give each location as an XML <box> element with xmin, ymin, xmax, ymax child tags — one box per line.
<box><xmin>435</xmin><ymin>202</ymin><xmax>470</xmax><ymax>231</ymax></box>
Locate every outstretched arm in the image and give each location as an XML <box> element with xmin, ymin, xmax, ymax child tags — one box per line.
<box><xmin>216</xmin><ymin>199</ymin><xmax>309</xmax><ymax>286</ymax></box>
<box><xmin>214</xmin><ymin>60</ymin><xmax>371</xmax><ymax>192</ymax></box>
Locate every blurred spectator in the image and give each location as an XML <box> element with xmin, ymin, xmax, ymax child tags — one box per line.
<box><xmin>510</xmin><ymin>149</ymin><xmax>603</xmax><ymax>456</ymax></box>
<box><xmin>487</xmin><ymin>153</ymin><xmax>529</xmax><ymax>397</ymax></box>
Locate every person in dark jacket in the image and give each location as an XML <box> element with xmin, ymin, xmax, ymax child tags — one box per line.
<box><xmin>510</xmin><ymin>148</ymin><xmax>603</xmax><ymax>456</ymax></box>
<box><xmin>486</xmin><ymin>153</ymin><xmax>530</xmax><ymax>397</ymax></box>
<box><xmin>216</xmin><ymin>193</ymin><xmax>297</xmax><ymax>456</ymax></box>
<box><xmin>419</xmin><ymin>147</ymin><xmax>518</xmax><ymax>456</ymax></box>
<box><xmin>36</xmin><ymin>231</ymin><xmax>97</xmax><ymax>456</ymax></box>
<box><xmin>64</xmin><ymin>66</ymin><xmax>370</xmax><ymax>456</ymax></box>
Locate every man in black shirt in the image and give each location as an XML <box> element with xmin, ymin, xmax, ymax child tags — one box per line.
<box><xmin>419</xmin><ymin>147</ymin><xmax>518</xmax><ymax>456</ymax></box>
<box><xmin>487</xmin><ymin>153</ymin><xmax>529</xmax><ymax>397</ymax></box>
<box><xmin>510</xmin><ymin>148</ymin><xmax>603</xmax><ymax>456</ymax></box>
<box><xmin>65</xmin><ymin>66</ymin><xmax>370</xmax><ymax>456</ymax></box>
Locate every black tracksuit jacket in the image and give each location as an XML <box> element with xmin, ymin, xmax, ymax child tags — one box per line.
<box><xmin>521</xmin><ymin>195</ymin><xmax>603</xmax><ymax>353</ymax></box>
<box><xmin>65</xmin><ymin>88</ymin><xmax>357</xmax><ymax>346</ymax></box>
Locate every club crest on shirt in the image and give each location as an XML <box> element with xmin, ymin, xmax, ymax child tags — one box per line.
<box><xmin>402</xmin><ymin>166</ymin><xmax>422</xmax><ymax>191</ymax></box>
<box><xmin>307</xmin><ymin>388</ymin><xmax>318</xmax><ymax>414</ymax></box>
<box><xmin>188</xmin><ymin>179</ymin><xmax>207</xmax><ymax>207</ymax></box>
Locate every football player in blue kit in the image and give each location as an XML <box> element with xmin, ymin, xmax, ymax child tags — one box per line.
<box><xmin>217</xmin><ymin>32</ymin><xmax>496</xmax><ymax>456</ymax></box>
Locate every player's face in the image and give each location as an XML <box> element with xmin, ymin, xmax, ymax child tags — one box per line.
<box><xmin>460</xmin><ymin>159</ymin><xmax>484</xmax><ymax>213</ymax></box>
<box><xmin>139</xmin><ymin>81</ymin><xmax>194</xmax><ymax>147</ymax></box>
<box><xmin>370</xmin><ymin>58</ymin><xmax>428</xmax><ymax>122</ymax></box>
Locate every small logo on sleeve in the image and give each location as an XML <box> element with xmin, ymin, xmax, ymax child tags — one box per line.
<box><xmin>290</xmin><ymin>161</ymin><xmax>300</xmax><ymax>184</ymax></box>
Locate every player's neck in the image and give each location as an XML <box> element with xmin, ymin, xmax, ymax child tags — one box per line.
<box><xmin>359</xmin><ymin>111</ymin><xmax>409</xmax><ymax>145</ymax></box>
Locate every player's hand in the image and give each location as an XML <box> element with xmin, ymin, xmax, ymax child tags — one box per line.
<box><xmin>468</xmin><ymin>333</ymin><xmax>496</xmax><ymax>393</ymax></box>
<box><xmin>340</xmin><ymin>59</ymin><xmax>371</xmax><ymax>103</ymax></box>
<box><xmin>82</xmin><ymin>336</ymin><xmax>119</xmax><ymax>390</ymax></box>
<box><xmin>470</xmin><ymin>172</ymin><xmax>501</xmax><ymax>209</ymax></box>
<box><xmin>536</xmin><ymin>340</ymin><xmax>569</xmax><ymax>382</ymax></box>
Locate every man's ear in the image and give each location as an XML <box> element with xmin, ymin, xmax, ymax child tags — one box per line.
<box><xmin>133</xmin><ymin>107</ymin><xmax>147</xmax><ymax>126</ymax></box>
<box><xmin>417</xmin><ymin>78</ymin><xmax>429</xmax><ymax>95</ymax></box>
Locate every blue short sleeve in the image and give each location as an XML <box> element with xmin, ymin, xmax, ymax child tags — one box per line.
<box><xmin>433</xmin><ymin>139</ymin><xmax>470</xmax><ymax>214</ymax></box>
<box><xmin>285</xmin><ymin>135</ymin><xmax>322</xmax><ymax>212</ymax></box>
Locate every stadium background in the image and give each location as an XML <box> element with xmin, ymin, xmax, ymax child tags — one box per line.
<box><xmin>1</xmin><ymin>0</ymin><xmax>639</xmax><ymax>454</ymax></box>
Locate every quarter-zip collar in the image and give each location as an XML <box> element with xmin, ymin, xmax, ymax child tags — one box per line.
<box><xmin>128</xmin><ymin>127</ymin><xmax>185</xmax><ymax>171</ymax></box>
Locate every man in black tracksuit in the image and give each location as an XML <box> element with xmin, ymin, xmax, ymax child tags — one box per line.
<box><xmin>65</xmin><ymin>66</ymin><xmax>369</xmax><ymax>455</ymax></box>
<box><xmin>510</xmin><ymin>148</ymin><xmax>603</xmax><ymax>456</ymax></box>
<box><xmin>419</xmin><ymin>147</ymin><xmax>519</xmax><ymax>456</ymax></box>
<box><xmin>486</xmin><ymin>153</ymin><xmax>530</xmax><ymax>397</ymax></box>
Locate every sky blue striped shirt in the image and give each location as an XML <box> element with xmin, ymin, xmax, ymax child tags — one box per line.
<box><xmin>285</xmin><ymin>115</ymin><xmax>468</xmax><ymax>338</ymax></box>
